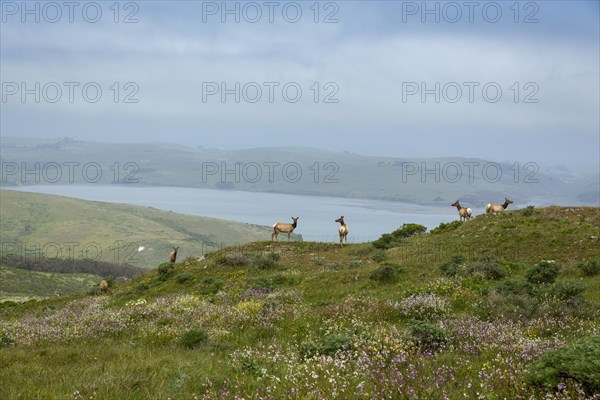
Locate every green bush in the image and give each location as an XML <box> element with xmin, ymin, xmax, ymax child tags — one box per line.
<box><xmin>371</xmin><ymin>249</ymin><xmax>387</xmax><ymax>262</ymax></box>
<box><xmin>178</xmin><ymin>329</ymin><xmax>208</xmax><ymax>349</ymax></box>
<box><xmin>369</xmin><ymin>263</ymin><xmax>402</xmax><ymax>283</ymax></box>
<box><xmin>526</xmin><ymin>260</ymin><xmax>560</xmax><ymax>284</ymax></box>
<box><xmin>550</xmin><ymin>280</ymin><xmax>585</xmax><ymax>302</ymax></box>
<box><xmin>197</xmin><ymin>276</ymin><xmax>225</xmax><ymax>295</ymax></box>
<box><xmin>157</xmin><ymin>263</ymin><xmax>174</xmax><ymax>281</ymax></box>
<box><xmin>0</xmin><ymin>331</ymin><xmax>13</xmax><ymax>348</ymax></box>
<box><xmin>135</xmin><ymin>283</ymin><xmax>150</xmax><ymax>292</ymax></box>
<box><xmin>299</xmin><ymin>334</ymin><xmax>353</xmax><ymax>360</ymax></box>
<box><xmin>406</xmin><ymin>320</ymin><xmax>450</xmax><ymax>352</ymax></box>
<box><xmin>438</xmin><ymin>255</ymin><xmax>466</xmax><ymax>277</ymax></box>
<box><xmin>577</xmin><ymin>260</ymin><xmax>600</xmax><ymax>277</ymax></box>
<box><xmin>253</xmin><ymin>252</ymin><xmax>282</xmax><ymax>270</ymax></box>
<box><xmin>348</xmin><ymin>259</ymin><xmax>363</xmax><ymax>268</ymax></box>
<box><xmin>430</xmin><ymin>220</ymin><xmax>463</xmax><ymax>234</ymax></box>
<box><xmin>521</xmin><ymin>205</ymin><xmax>535</xmax><ymax>217</ymax></box>
<box><xmin>175</xmin><ymin>273</ymin><xmax>193</xmax><ymax>284</ymax></box>
<box><xmin>525</xmin><ymin>336</ymin><xmax>600</xmax><ymax>395</ymax></box>
<box><xmin>372</xmin><ymin>223</ymin><xmax>427</xmax><ymax>249</ymax></box>
<box><xmin>467</xmin><ymin>256</ymin><xmax>506</xmax><ymax>280</ymax></box>
<box><xmin>221</xmin><ymin>252</ymin><xmax>250</xmax><ymax>266</ymax></box>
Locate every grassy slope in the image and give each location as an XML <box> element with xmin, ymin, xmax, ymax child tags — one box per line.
<box><xmin>0</xmin><ymin>190</ymin><xmax>272</xmax><ymax>268</ymax></box>
<box><xmin>0</xmin><ymin>265</ymin><xmax>99</xmax><ymax>302</ymax></box>
<box><xmin>2</xmin><ymin>137</ymin><xmax>597</xmax><ymax>206</ymax></box>
<box><xmin>0</xmin><ymin>207</ymin><xmax>599</xmax><ymax>399</ymax></box>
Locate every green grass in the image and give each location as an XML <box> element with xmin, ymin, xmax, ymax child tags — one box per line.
<box><xmin>0</xmin><ymin>206</ymin><xmax>599</xmax><ymax>399</ymax></box>
<box><xmin>0</xmin><ymin>265</ymin><xmax>99</xmax><ymax>302</ymax></box>
<box><xmin>0</xmin><ymin>190</ymin><xmax>273</xmax><ymax>268</ymax></box>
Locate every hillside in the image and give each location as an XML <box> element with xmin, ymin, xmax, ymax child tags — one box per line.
<box><xmin>0</xmin><ymin>265</ymin><xmax>99</xmax><ymax>302</ymax></box>
<box><xmin>0</xmin><ymin>190</ymin><xmax>273</xmax><ymax>268</ymax></box>
<box><xmin>1</xmin><ymin>207</ymin><xmax>599</xmax><ymax>399</ymax></box>
<box><xmin>2</xmin><ymin>137</ymin><xmax>598</xmax><ymax>206</ymax></box>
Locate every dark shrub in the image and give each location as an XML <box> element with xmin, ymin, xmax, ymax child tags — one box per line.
<box><xmin>468</xmin><ymin>256</ymin><xmax>507</xmax><ymax>280</ymax></box>
<box><xmin>197</xmin><ymin>276</ymin><xmax>225</xmax><ymax>295</ymax></box>
<box><xmin>525</xmin><ymin>336</ymin><xmax>600</xmax><ymax>395</ymax></box>
<box><xmin>369</xmin><ymin>263</ymin><xmax>402</xmax><ymax>283</ymax></box>
<box><xmin>371</xmin><ymin>249</ymin><xmax>387</xmax><ymax>262</ymax></box>
<box><xmin>221</xmin><ymin>252</ymin><xmax>250</xmax><ymax>266</ymax></box>
<box><xmin>0</xmin><ymin>331</ymin><xmax>13</xmax><ymax>348</ymax></box>
<box><xmin>135</xmin><ymin>283</ymin><xmax>150</xmax><ymax>292</ymax></box>
<box><xmin>577</xmin><ymin>260</ymin><xmax>600</xmax><ymax>277</ymax></box>
<box><xmin>550</xmin><ymin>281</ymin><xmax>585</xmax><ymax>302</ymax></box>
<box><xmin>430</xmin><ymin>220</ymin><xmax>463</xmax><ymax>234</ymax></box>
<box><xmin>526</xmin><ymin>260</ymin><xmax>560</xmax><ymax>284</ymax></box>
<box><xmin>372</xmin><ymin>224</ymin><xmax>426</xmax><ymax>249</ymax></box>
<box><xmin>157</xmin><ymin>262</ymin><xmax>174</xmax><ymax>281</ymax></box>
<box><xmin>178</xmin><ymin>329</ymin><xmax>208</xmax><ymax>349</ymax></box>
<box><xmin>176</xmin><ymin>273</ymin><xmax>193</xmax><ymax>284</ymax></box>
<box><xmin>253</xmin><ymin>252</ymin><xmax>282</xmax><ymax>270</ymax></box>
<box><xmin>406</xmin><ymin>320</ymin><xmax>450</xmax><ymax>352</ymax></box>
<box><xmin>521</xmin><ymin>205</ymin><xmax>535</xmax><ymax>217</ymax></box>
<box><xmin>438</xmin><ymin>255</ymin><xmax>466</xmax><ymax>277</ymax></box>
<box><xmin>299</xmin><ymin>334</ymin><xmax>353</xmax><ymax>360</ymax></box>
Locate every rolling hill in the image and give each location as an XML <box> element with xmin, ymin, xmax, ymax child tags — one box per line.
<box><xmin>1</xmin><ymin>206</ymin><xmax>599</xmax><ymax>399</ymax></box>
<box><xmin>2</xmin><ymin>136</ymin><xmax>598</xmax><ymax>206</ymax></box>
<box><xmin>0</xmin><ymin>189</ymin><xmax>273</xmax><ymax>268</ymax></box>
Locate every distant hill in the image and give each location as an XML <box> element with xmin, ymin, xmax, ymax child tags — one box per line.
<box><xmin>1</xmin><ymin>137</ymin><xmax>597</xmax><ymax>206</ymax></box>
<box><xmin>0</xmin><ymin>190</ymin><xmax>273</xmax><ymax>268</ymax></box>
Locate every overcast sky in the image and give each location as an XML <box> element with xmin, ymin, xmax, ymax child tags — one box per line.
<box><xmin>1</xmin><ymin>1</ymin><xmax>599</xmax><ymax>168</ymax></box>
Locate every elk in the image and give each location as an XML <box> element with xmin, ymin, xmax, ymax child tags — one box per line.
<box><xmin>486</xmin><ymin>197</ymin><xmax>513</xmax><ymax>214</ymax></box>
<box><xmin>272</xmin><ymin>217</ymin><xmax>299</xmax><ymax>241</ymax></box>
<box><xmin>451</xmin><ymin>200</ymin><xmax>472</xmax><ymax>221</ymax></box>
<box><xmin>169</xmin><ymin>246</ymin><xmax>179</xmax><ymax>264</ymax></box>
<box><xmin>99</xmin><ymin>280</ymin><xmax>109</xmax><ymax>293</ymax></box>
<box><xmin>335</xmin><ymin>216</ymin><xmax>349</xmax><ymax>247</ymax></box>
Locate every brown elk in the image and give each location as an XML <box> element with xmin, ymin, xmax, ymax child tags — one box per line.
<box><xmin>272</xmin><ymin>217</ymin><xmax>299</xmax><ymax>241</ymax></box>
<box><xmin>451</xmin><ymin>200</ymin><xmax>472</xmax><ymax>221</ymax></box>
<box><xmin>335</xmin><ymin>216</ymin><xmax>349</xmax><ymax>247</ymax></box>
<box><xmin>169</xmin><ymin>246</ymin><xmax>179</xmax><ymax>263</ymax></box>
<box><xmin>486</xmin><ymin>198</ymin><xmax>513</xmax><ymax>214</ymax></box>
<box><xmin>99</xmin><ymin>280</ymin><xmax>109</xmax><ymax>293</ymax></box>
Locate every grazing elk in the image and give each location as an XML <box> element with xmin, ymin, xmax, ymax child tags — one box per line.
<box><xmin>272</xmin><ymin>217</ymin><xmax>299</xmax><ymax>241</ymax></box>
<box><xmin>451</xmin><ymin>200</ymin><xmax>472</xmax><ymax>221</ymax></box>
<box><xmin>335</xmin><ymin>216</ymin><xmax>349</xmax><ymax>247</ymax></box>
<box><xmin>486</xmin><ymin>198</ymin><xmax>513</xmax><ymax>214</ymax></box>
<box><xmin>169</xmin><ymin>246</ymin><xmax>179</xmax><ymax>264</ymax></box>
<box><xmin>99</xmin><ymin>280</ymin><xmax>109</xmax><ymax>294</ymax></box>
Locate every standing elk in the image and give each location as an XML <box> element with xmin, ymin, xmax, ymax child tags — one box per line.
<box><xmin>486</xmin><ymin>197</ymin><xmax>513</xmax><ymax>214</ymax></box>
<box><xmin>335</xmin><ymin>216</ymin><xmax>349</xmax><ymax>247</ymax></box>
<box><xmin>272</xmin><ymin>217</ymin><xmax>299</xmax><ymax>241</ymax></box>
<box><xmin>451</xmin><ymin>200</ymin><xmax>472</xmax><ymax>221</ymax></box>
<box><xmin>169</xmin><ymin>246</ymin><xmax>179</xmax><ymax>263</ymax></box>
<box><xmin>99</xmin><ymin>280</ymin><xmax>109</xmax><ymax>293</ymax></box>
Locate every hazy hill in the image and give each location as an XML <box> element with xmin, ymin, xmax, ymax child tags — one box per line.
<box><xmin>0</xmin><ymin>190</ymin><xmax>272</xmax><ymax>268</ymax></box>
<box><xmin>1</xmin><ymin>206</ymin><xmax>599</xmax><ymax>399</ymax></box>
<box><xmin>2</xmin><ymin>137</ymin><xmax>597</xmax><ymax>206</ymax></box>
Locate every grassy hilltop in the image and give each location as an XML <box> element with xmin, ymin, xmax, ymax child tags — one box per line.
<box><xmin>1</xmin><ymin>206</ymin><xmax>599</xmax><ymax>399</ymax></box>
<box><xmin>0</xmin><ymin>189</ymin><xmax>273</xmax><ymax>269</ymax></box>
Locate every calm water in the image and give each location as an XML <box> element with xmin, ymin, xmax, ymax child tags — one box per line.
<box><xmin>8</xmin><ymin>185</ymin><xmax>456</xmax><ymax>242</ymax></box>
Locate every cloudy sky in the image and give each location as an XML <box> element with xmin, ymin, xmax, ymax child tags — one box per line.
<box><xmin>1</xmin><ymin>1</ymin><xmax>599</xmax><ymax>168</ymax></box>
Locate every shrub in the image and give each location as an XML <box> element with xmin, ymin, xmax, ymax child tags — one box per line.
<box><xmin>467</xmin><ymin>255</ymin><xmax>506</xmax><ymax>280</ymax></box>
<box><xmin>176</xmin><ymin>273</ymin><xmax>193</xmax><ymax>284</ymax></box>
<box><xmin>348</xmin><ymin>259</ymin><xmax>363</xmax><ymax>268</ymax></box>
<box><xmin>525</xmin><ymin>336</ymin><xmax>600</xmax><ymax>395</ymax></box>
<box><xmin>135</xmin><ymin>283</ymin><xmax>150</xmax><ymax>292</ymax></box>
<box><xmin>430</xmin><ymin>220</ymin><xmax>463</xmax><ymax>234</ymax></box>
<box><xmin>405</xmin><ymin>320</ymin><xmax>450</xmax><ymax>352</ymax></box>
<box><xmin>372</xmin><ymin>223</ymin><xmax>427</xmax><ymax>249</ymax></box>
<box><xmin>526</xmin><ymin>260</ymin><xmax>560</xmax><ymax>284</ymax></box>
<box><xmin>299</xmin><ymin>334</ymin><xmax>353</xmax><ymax>359</ymax></box>
<box><xmin>157</xmin><ymin>262</ymin><xmax>174</xmax><ymax>281</ymax></box>
<box><xmin>550</xmin><ymin>280</ymin><xmax>585</xmax><ymax>302</ymax></box>
<box><xmin>521</xmin><ymin>205</ymin><xmax>535</xmax><ymax>217</ymax></box>
<box><xmin>197</xmin><ymin>276</ymin><xmax>225</xmax><ymax>295</ymax></box>
<box><xmin>438</xmin><ymin>255</ymin><xmax>466</xmax><ymax>277</ymax></box>
<box><xmin>396</xmin><ymin>293</ymin><xmax>449</xmax><ymax>320</ymax></box>
<box><xmin>0</xmin><ymin>331</ymin><xmax>13</xmax><ymax>348</ymax></box>
<box><xmin>221</xmin><ymin>252</ymin><xmax>250</xmax><ymax>266</ymax></box>
<box><xmin>369</xmin><ymin>263</ymin><xmax>402</xmax><ymax>283</ymax></box>
<box><xmin>577</xmin><ymin>260</ymin><xmax>600</xmax><ymax>277</ymax></box>
<box><xmin>371</xmin><ymin>249</ymin><xmax>387</xmax><ymax>262</ymax></box>
<box><xmin>253</xmin><ymin>252</ymin><xmax>282</xmax><ymax>270</ymax></box>
<box><xmin>178</xmin><ymin>329</ymin><xmax>208</xmax><ymax>349</ymax></box>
